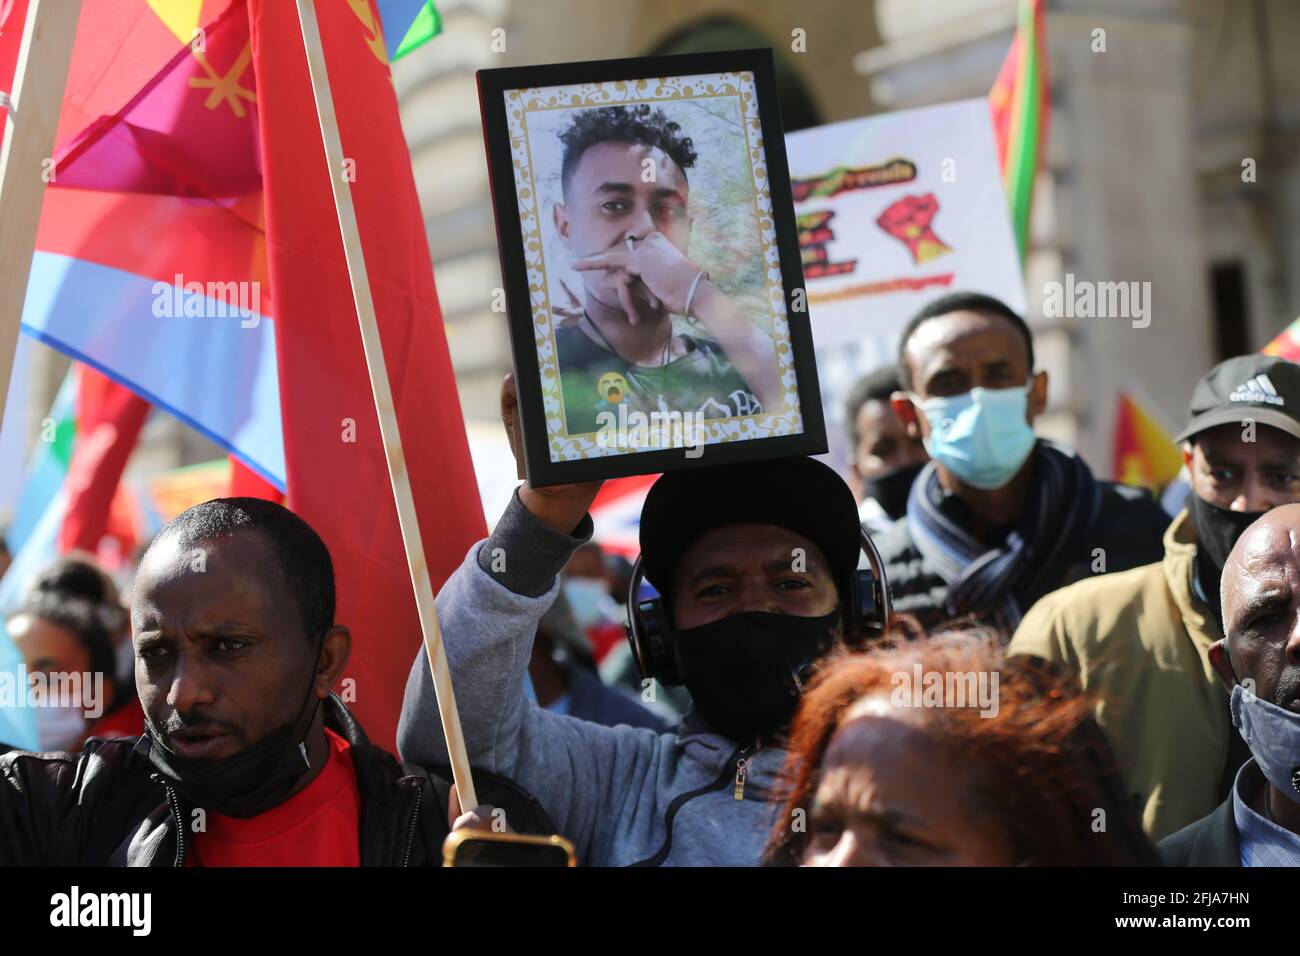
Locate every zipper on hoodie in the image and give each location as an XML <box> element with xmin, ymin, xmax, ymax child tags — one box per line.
<box><xmin>165</xmin><ymin>784</ymin><xmax>187</xmax><ymax>867</ymax></box>
<box><xmin>733</xmin><ymin>750</ymin><xmax>751</xmax><ymax>801</ymax></box>
<box><xmin>401</xmin><ymin>784</ymin><xmax>422</xmax><ymax>867</ymax></box>
<box><xmin>629</xmin><ymin>742</ymin><xmax>754</xmax><ymax>867</ymax></box>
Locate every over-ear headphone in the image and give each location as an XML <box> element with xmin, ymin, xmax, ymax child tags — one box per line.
<box><xmin>625</xmin><ymin>529</ymin><xmax>893</xmax><ymax>686</ymax></box>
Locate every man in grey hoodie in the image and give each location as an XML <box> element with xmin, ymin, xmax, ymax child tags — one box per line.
<box><xmin>397</xmin><ymin>378</ymin><xmax>869</xmax><ymax>866</ymax></box>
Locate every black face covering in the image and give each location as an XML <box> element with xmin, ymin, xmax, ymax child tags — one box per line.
<box><xmin>135</xmin><ymin>655</ymin><xmax>323</xmax><ymax>818</ymax></box>
<box><xmin>862</xmin><ymin>461</ymin><xmax>926</xmax><ymax>521</ymax></box>
<box><xmin>1188</xmin><ymin>494</ymin><xmax>1266</xmax><ymax>625</ymax></box>
<box><xmin>1189</xmin><ymin>494</ymin><xmax>1265</xmax><ymax>575</ymax></box>
<box><xmin>672</xmin><ymin>610</ymin><xmax>840</xmax><ymax>744</ymax></box>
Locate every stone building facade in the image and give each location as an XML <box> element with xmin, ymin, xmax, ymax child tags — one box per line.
<box><xmin>12</xmin><ymin>0</ymin><xmax>1295</xmax><ymax>503</ymax></box>
<box><xmin>396</xmin><ymin>0</ymin><xmax>1300</xmax><ymax>472</ymax></box>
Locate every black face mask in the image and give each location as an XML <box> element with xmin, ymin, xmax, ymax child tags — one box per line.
<box><xmin>673</xmin><ymin>610</ymin><xmax>840</xmax><ymax>744</ymax></box>
<box><xmin>862</xmin><ymin>461</ymin><xmax>926</xmax><ymax>521</ymax></box>
<box><xmin>135</xmin><ymin>657</ymin><xmax>323</xmax><ymax>818</ymax></box>
<box><xmin>1189</xmin><ymin>494</ymin><xmax>1265</xmax><ymax>575</ymax></box>
<box><xmin>1188</xmin><ymin>494</ymin><xmax>1266</xmax><ymax>626</ymax></box>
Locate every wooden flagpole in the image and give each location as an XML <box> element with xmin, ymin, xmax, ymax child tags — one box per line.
<box><xmin>0</xmin><ymin>0</ymin><xmax>82</xmax><ymax>419</ymax></box>
<box><xmin>293</xmin><ymin>0</ymin><xmax>478</xmax><ymax>808</ymax></box>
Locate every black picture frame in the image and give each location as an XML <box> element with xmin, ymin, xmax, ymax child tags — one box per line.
<box><xmin>477</xmin><ymin>48</ymin><xmax>827</xmax><ymax>488</ymax></box>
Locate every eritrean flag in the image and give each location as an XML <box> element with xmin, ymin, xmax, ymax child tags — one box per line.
<box><xmin>989</xmin><ymin>0</ymin><xmax>1047</xmax><ymax>262</ymax></box>
<box><xmin>1112</xmin><ymin>389</ymin><xmax>1183</xmax><ymax>492</ymax></box>
<box><xmin>250</xmin><ymin>0</ymin><xmax>480</xmax><ymax>751</ymax></box>
<box><xmin>17</xmin><ymin>0</ymin><xmax>439</xmax><ymax>492</ymax></box>
<box><xmin>380</xmin><ymin>0</ymin><xmax>441</xmax><ymax>59</ymax></box>
<box><xmin>1263</xmin><ymin>316</ymin><xmax>1300</xmax><ymax>362</ymax></box>
<box><xmin>28</xmin><ymin>0</ymin><xmax>279</xmax><ymax>486</ymax></box>
<box><xmin>2</xmin><ymin>0</ymin><xmax>464</xmax><ymax>753</ymax></box>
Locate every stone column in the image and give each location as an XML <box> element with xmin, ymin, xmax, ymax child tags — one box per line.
<box><xmin>859</xmin><ymin>0</ymin><xmax>1213</xmax><ymax>471</ymax></box>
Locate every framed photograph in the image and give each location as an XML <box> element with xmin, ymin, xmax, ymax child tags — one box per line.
<box><xmin>478</xmin><ymin>48</ymin><xmax>826</xmax><ymax>487</ymax></box>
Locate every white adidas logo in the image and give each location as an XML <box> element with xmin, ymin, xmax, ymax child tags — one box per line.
<box><xmin>1228</xmin><ymin>374</ymin><xmax>1285</xmax><ymax>406</ymax></box>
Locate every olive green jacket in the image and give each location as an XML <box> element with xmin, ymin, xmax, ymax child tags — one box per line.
<box><xmin>1008</xmin><ymin>509</ymin><xmax>1241</xmax><ymax>841</ymax></box>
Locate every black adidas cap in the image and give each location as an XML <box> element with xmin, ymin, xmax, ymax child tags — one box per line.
<box><xmin>1176</xmin><ymin>354</ymin><xmax>1300</xmax><ymax>444</ymax></box>
<box><xmin>638</xmin><ymin>456</ymin><xmax>861</xmax><ymax>607</ymax></box>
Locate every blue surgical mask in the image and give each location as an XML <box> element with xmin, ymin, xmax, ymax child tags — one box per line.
<box><xmin>913</xmin><ymin>383</ymin><xmax>1036</xmax><ymax>490</ymax></box>
<box><xmin>562</xmin><ymin>577</ymin><xmax>617</xmax><ymax>630</ymax></box>
<box><xmin>1231</xmin><ymin>684</ymin><xmax>1300</xmax><ymax>805</ymax></box>
<box><xmin>36</xmin><ymin>703</ymin><xmax>86</xmax><ymax>752</ymax></box>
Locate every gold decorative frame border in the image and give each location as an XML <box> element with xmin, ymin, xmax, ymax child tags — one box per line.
<box><xmin>503</xmin><ymin>71</ymin><xmax>805</xmax><ymax>463</ymax></box>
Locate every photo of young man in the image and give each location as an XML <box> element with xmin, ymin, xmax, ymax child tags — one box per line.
<box><xmin>547</xmin><ymin>104</ymin><xmax>783</xmax><ymax>436</ymax></box>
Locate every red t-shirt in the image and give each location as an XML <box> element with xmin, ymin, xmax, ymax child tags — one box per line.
<box><xmin>186</xmin><ymin>728</ymin><xmax>361</xmax><ymax>867</ymax></box>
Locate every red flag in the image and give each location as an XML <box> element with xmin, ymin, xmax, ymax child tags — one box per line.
<box><xmin>59</xmin><ymin>366</ymin><xmax>151</xmax><ymax>554</ymax></box>
<box><xmin>0</xmin><ymin>0</ymin><xmax>29</xmax><ymax>145</ymax></box>
<box><xmin>54</xmin><ymin>0</ymin><xmax>245</xmax><ymax>147</ymax></box>
<box><xmin>1112</xmin><ymin>390</ymin><xmax>1182</xmax><ymax>492</ymax></box>
<box><xmin>248</xmin><ymin>0</ymin><xmax>485</xmax><ymax>752</ymax></box>
<box><xmin>229</xmin><ymin>456</ymin><xmax>282</xmax><ymax>502</ymax></box>
<box><xmin>988</xmin><ymin>22</ymin><xmax>1021</xmax><ymax>173</ymax></box>
<box><xmin>32</xmin><ymin>0</ymin><xmax>280</xmax><ymax>488</ymax></box>
<box><xmin>54</xmin><ymin>0</ymin><xmax>260</xmax><ymax>199</ymax></box>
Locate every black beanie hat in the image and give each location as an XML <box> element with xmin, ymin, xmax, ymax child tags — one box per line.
<box><xmin>638</xmin><ymin>456</ymin><xmax>861</xmax><ymax>606</ymax></box>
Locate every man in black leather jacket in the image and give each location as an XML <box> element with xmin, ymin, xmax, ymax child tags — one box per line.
<box><xmin>0</xmin><ymin>497</ymin><xmax>552</xmax><ymax>866</ymax></box>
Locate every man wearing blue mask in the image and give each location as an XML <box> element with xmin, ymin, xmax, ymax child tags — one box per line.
<box><xmin>1161</xmin><ymin>505</ymin><xmax>1300</xmax><ymax>866</ymax></box>
<box><xmin>879</xmin><ymin>291</ymin><xmax>1169</xmax><ymax>631</ymax></box>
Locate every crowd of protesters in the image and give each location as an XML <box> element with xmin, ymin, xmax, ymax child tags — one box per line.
<box><xmin>0</xmin><ymin>289</ymin><xmax>1297</xmax><ymax>867</ymax></box>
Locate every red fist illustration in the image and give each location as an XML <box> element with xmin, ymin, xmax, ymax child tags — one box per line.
<box><xmin>876</xmin><ymin>193</ymin><xmax>952</xmax><ymax>264</ymax></box>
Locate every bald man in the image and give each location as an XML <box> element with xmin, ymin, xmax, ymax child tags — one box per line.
<box><xmin>1012</xmin><ymin>354</ymin><xmax>1300</xmax><ymax>839</ymax></box>
<box><xmin>1160</xmin><ymin>505</ymin><xmax>1300</xmax><ymax>866</ymax></box>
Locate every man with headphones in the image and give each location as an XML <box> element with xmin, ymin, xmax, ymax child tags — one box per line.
<box><xmin>397</xmin><ymin>376</ymin><xmax>886</xmax><ymax>866</ymax></box>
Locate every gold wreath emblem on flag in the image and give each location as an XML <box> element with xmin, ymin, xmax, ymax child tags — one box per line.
<box><xmin>345</xmin><ymin>0</ymin><xmax>391</xmax><ymax>65</ymax></box>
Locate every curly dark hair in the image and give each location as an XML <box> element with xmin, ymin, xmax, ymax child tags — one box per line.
<box><xmin>559</xmin><ymin>104</ymin><xmax>698</xmax><ymax>197</ymax></box>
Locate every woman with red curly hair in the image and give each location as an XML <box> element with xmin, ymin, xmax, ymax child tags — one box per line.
<box><xmin>764</xmin><ymin>630</ymin><xmax>1159</xmax><ymax>866</ymax></box>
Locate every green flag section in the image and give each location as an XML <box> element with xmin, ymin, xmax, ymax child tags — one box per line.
<box><xmin>394</xmin><ymin>1</ymin><xmax>440</xmax><ymax>59</ymax></box>
<box><xmin>989</xmin><ymin>0</ymin><xmax>1047</xmax><ymax>262</ymax></box>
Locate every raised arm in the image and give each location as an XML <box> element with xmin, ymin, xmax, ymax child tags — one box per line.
<box><xmin>395</xmin><ymin>376</ymin><xmax>666</xmax><ymax>862</ymax></box>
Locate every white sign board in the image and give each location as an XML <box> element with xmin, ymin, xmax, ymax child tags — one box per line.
<box><xmin>786</xmin><ymin>99</ymin><xmax>1026</xmax><ymax>470</ymax></box>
